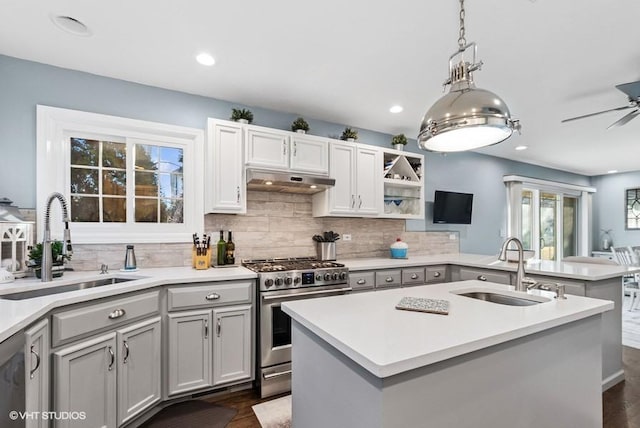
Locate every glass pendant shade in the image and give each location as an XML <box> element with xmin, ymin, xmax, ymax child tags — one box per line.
<box><xmin>418</xmin><ymin>86</ymin><xmax>516</xmax><ymax>152</ymax></box>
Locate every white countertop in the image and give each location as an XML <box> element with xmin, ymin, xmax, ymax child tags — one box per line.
<box><xmin>282</xmin><ymin>280</ymin><xmax>613</xmax><ymax>378</ymax></box>
<box><xmin>0</xmin><ymin>266</ymin><xmax>257</xmax><ymax>343</ymax></box>
<box><xmin>341</xmin><ymin>253</ymin><xmax>640</xmax><ymax>281</ymax></box>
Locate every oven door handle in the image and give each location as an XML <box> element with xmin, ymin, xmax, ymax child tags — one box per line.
<box><xmin>263</xmin><ymin>369</ymin><xmax>292</xmax><ymax>380</ymax></box>
<box><xmin>261</xmin><ymin>287</ymin><xmax>352</xmax><ymax>301</ymax></box>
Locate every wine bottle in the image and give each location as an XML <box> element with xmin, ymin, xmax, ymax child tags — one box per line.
<box><xmin>216</xmin><ymin>230</ymin><xmax>226</xmax><ymax>266</ymax></box>
<box><xmin>225</xmin><ymin>230</ymin><xmax>235</xmax><ymax>265</ymax></box>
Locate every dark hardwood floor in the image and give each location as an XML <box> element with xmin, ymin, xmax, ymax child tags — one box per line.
<box><xmin>210</xmin><ymin>346</ymin><xmax>640</xmax><ymax>427</ymax></box>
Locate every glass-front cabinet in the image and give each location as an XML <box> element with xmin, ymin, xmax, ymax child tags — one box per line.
<box><xmin>382</xmin><ymin>150</ymin><xmax>424</xmax><ymax>219</ymax></box>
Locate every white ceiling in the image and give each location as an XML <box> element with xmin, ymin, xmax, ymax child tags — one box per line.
<box><xmin>1</xmin><ymin>0</ymin><xmax>639</xmax><ymax>176</ymax></box>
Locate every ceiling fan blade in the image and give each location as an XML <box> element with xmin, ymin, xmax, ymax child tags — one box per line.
<box><xmin>561</xmin><ymin>105</ymin><xmax>634</xmax><ymax>123</ymax></box>
<box><xmin>607</xmin><ymin>109</ymin><xmax>640</xmax><ymax>129</ymax></box>
<box><xmin>615</xmin><ymin>81</ymin><xmax>640</xmax><ymax>99</ymax></box>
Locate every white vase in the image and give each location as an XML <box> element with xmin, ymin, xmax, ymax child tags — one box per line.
<box><xmin>237</xmin><ymin>118</ymin><xmax>249</xmax><ymax>124</ymax></box>
<box><xmin>394</xmin><ymin>144</ymin><xmax>404</xmax><ymax>151</ymax></box>
<box><xmin>347</xmin><ymin>138</ymin><xmax>355</xmax><ymax>142</ymax></box>
<box><xmin>295</xmin><ymin>129</ymin><xmax>306</xmax><ymax>134</ymax></box>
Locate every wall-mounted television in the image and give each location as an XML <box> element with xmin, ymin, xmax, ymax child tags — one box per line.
<box><xmin>433</xmin><ymin>190</ymin><xmax>473</xmax><ymax>224</ymax></box>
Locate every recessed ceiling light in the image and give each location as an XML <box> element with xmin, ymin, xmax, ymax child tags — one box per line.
<box><xmin>265</xmin><ymin>181</ymin><xmax>273</xmax><ymax>185</ymax></box>
<box><xmin>389</xmin><ymin>105</ymin><xmax>403</xmax><ymax>114</ymax></box>
<box><xmin>310</xmin><ymin>185</ymin><xmax>317</xmax><ymax>189</ymax></box>
<box><xmin>196</xmin><ymin>53</ymin><xmax>216</xmax><ymax>66</ymax></box>
<box><xmin>515</xmin><ymin>145</ymin><xmax>528</xmax><ymax>151</ymax></box>
<box><xmin>607</xmin><ymin>170</ymin><xmax>618</xmax><ymax>174</ymax></box>
<box><xmin>50</xmin><ymin>14</ymin><xmax>92</xmax><ymax>37</ymax></box>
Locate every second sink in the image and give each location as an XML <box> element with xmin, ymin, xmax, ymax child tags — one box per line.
<box><xmin>0</xmin><ymin>277</ymin><xmax>140</xmax><ymax>300</ymax></box>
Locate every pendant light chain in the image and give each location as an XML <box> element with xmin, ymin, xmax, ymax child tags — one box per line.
<box><xmin>457</xmin><ymin>0</ymin><xmax>466</xmax><ymax>49</ymax></box>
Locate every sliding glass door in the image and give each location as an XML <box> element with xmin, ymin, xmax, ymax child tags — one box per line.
<box><xmin>519</xmin><ymin>189</ymin><xmax>578</xmax><ymax>261</ymax></box>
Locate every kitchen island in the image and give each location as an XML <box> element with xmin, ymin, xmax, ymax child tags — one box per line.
<box><xmin>282</xmin><ymin>280</ymin><xmax>613</xmax><ymax>428</ymax></box>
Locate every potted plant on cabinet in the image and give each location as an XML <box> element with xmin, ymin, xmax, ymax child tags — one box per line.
<box><xmin>340</xmin><ymin>127</ymin><xmax>358</xmax><ymax>142</ymax></box>
<box><xmin>391</xmin><ymin>134</ymin><xmax>408</xmax><ymax>151</ymax></box>
<box><xmin>291</xmin><ymin>117</ymin><xmax>310</xmax><ymax>134</ymax></box>
<box><xmin>27</xmin><ymin>240</ymin><xmax>70</xmax><ymax>279</ymax></box>
<box><xmin>230</xmin><ymin>108</ymin><xmax>254</xmax><ymax>124</ymax></box>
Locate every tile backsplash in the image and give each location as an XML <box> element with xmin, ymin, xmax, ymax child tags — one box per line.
<box><xmin>68</xmin><ymin>191</ymin><xmax>459</xmax><ymax>271</ymax></box>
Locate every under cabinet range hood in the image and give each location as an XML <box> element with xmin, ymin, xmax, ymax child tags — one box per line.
<box><xmin>246</xmin><ymin>169</ymin><xmax>335</xmax><ymax>194</ymax></box>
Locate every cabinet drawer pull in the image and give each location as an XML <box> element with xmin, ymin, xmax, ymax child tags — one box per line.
<box><xmin>204</xmin><ymin>319</ymin><xmax>209</xmax><ymax>339</ymax></box>
<box><xmin>217</xmin><ymin>318</ymin><xmax>221</xmax><ymax>337</ymax></box>
<box><xmin>433</xmin><ymin>271</ymin><xmax>441</xmax><ymax>278</ymax></box>
<box><xmin>358</xmin><ymin>195</ymin><xmax>362</xmax><ymax>208</ymax></box>
<box><xmin>283</xmin><ymin>141</ymin><xmax>287</xmax><ymax>155</ymax></box>
<box><xmin>107</xmin><ymin>346</ymin><xmax>115</xmax><ymax>371</ymax></box>
<box><xmin>236</xmin><ymin>186</ymin><xmax>240</xmax><ymax>203</ymax></box>
<box><xmin>123</xmin><ymin>340</ymin><xmax>130</xmax><ymax>364</ymax></box>
<box><xmin>356</xmin><ymin>279</ymin><xmax>366</xmax><ymax>285</ymax></box>
<box><xmin>263</xmin><ymin>369</ymin><xmax>292</xmax><ymax>380</ymax></box>
<box><xmin>293</xmin><ymin>141</ymin><xmax>297</xmax><ymax>156</ymax></box>
<box><xmin>410</xmin><ymin>273</ymin><xmax>419</xmax><ymax>280</ymax></box>
<box><xmin>205</xmin><ymin>293</ymin><xmax>221</xmax><ymax>301</ymax></box>
<box><xmin>351</xmin><ymin>195</ymin><xmax>355</xmax><ymax>208</ymax></box>
<box><xmin>477</xmin><ymin>275</ymin><xmax>487</xmax><ymax>281</ymax></box>
<box><xmin>29</xmin><ymin>345</ymin><xmax>40</xmax><ymax>379</ymax></box>
<box><xmin>108</xmin><ymin>309</ymin><xmax>126</xmax><ymax>319</ymax></box>
<box><xmin>385</xmin><ymin>277</ymin><xmax>394</xmax><ymax>283</ymax></box>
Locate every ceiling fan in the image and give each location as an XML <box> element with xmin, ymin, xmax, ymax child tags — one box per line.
<box><xmin>561</xmin><ymin>80</ymin><xmax>640</xmax><ymax>129</ymax></box>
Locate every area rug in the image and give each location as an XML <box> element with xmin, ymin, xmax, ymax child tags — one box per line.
<box><xmin>252</xmin><ymin>395</ymin><xmax>291</xmax><ymax>428</ymax></box>
<box><xmin>141</xmin><ymin>400</ymin><xmax>237</xmax><ymax>428</ymax></box>
<box><xmin>622</xmin><ymin>296</ymin><xmax>640</xmax><ymax>349</ymax></box>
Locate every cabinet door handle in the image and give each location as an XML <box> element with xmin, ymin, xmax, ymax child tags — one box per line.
<box><xmin>283</xmin><ymin>141</ymin><xmax>287</xmax><ymax>155</ymax></box>
<box><xmin>123</xmin><ymin>340</ymin><xmax>130</xmax><ymax>364</ymax></box>
<box><xmin>358</xmin><ymin>195</ymin><xmax>362</xmax><ymax>208</ymax></box>
<box><xmin>108</xmin><ymin>309</ymin><xmax>126</xmax><ymax>319</ymax></box>
<box><xmin>206</xmin><ymin>293</ymin><xmax>221</xmax><ymax>301</ymax></box>
<box><xmin>433</xmin><ymin>271</ymin><xmax>441</xmax><ymax>278</ymax></box>
<box><xmin>385</xmin><ymin>277</ymin><xmax>394</xmax><ymax>283</ymax></box>
<box><xmin>107</xmin><ymin>346</ymin><xmax>115</xmax><ymax>371</ymax></box>
<box><xmin>293</xmin><ymin>141</ymin><xmax>297</xmax><ymax>156</ymax></box>
<box><xmin>217</xmin><ymin>318</ymin><xmax>221</xmax><ymax>337</ymax></box>
<box><xmin>356</xmin><ymin>279</ymin><xmax>366</xmax><ymax>285</ymax></box>
<box><xmin>236</xmin><ymin>186</ymin><xmax>240</xmax><ymax>203</ymax></box>
<box><xmin>477</xmin><ymin>275</ymin><xmax>487</xmax><ymax>281</ymax></box>
<box><xmin>410</xmin><ymin>273</ymin><xmax>419</xmax><ymax>280</ymax></box>
<box><xmin>29</xmin><ymin>345</ymin><xmax>40</xmax><ymax>379</ymax></box>
<box><xmin>351</xmin><ymin>195</ymin><xmax>355</xmax><ymax>208</ymax></box>
<box><xmin>204</xmin><ymin>319</ymin><xmax>209</xmax><ymax>339</ymax></box>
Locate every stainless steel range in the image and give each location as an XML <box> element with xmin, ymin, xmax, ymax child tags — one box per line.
<box><xmin>243</xmin><ymin>257</ymin><xmax>350</xmax><ymax>398</ymax></box>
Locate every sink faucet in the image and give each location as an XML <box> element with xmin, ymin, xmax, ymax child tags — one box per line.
<box><xmin>41</xmin><ymin>192</ymin><xmax>73</xmax><ymax>282</ymax></box>
<box><xmin>498</xmin><ymin>237</ymin><xmax>535</xmax><ymax>292</ymax></box>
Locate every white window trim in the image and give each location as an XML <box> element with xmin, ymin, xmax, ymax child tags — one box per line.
<box><xmin>504</xmin><ymin>175</ymin><xmax>594</xmax><ymax>257</ymax></box>
<box><xmin>37</xmin><ymin>105</ymin><xmax>204</xmax><ymax>244</ymax></box>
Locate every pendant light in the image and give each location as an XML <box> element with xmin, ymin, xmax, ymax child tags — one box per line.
<box><xmin>418</xmin><ymin>0</ymin><xmax>520</xmax><ymax>152</ymax></box>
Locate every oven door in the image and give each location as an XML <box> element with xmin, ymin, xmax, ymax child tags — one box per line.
<box><xmin>260</xmin><ymin>285</ymin><xmax>351</xmax><ymax>368</ymax></box>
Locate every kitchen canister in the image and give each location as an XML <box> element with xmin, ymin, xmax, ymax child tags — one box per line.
<box><xmin>316</xmin><ymin>242</ymin><xmax>336</xmax><ymax>261</ymax></box>
<box><xmin>390</xmin><ymin>238</ymin><xmax>408</xmax><ymax>259</ymax></box>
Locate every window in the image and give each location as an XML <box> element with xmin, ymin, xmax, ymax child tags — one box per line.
<box><xmin>505</xmin><ymin>176</ymin><xmax>595</xmax><ymax>260</ymax></box>
<box><xmin>37</xmin><ymin>106</ymin><xmax>204</xmax><ymax>244</ymax></box>
<box><xmin>626</xmin><ymin>188</ymin><xmax>640</xmax><ymax>230</ymax></box>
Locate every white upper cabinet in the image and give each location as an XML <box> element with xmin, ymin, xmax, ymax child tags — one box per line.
<box><xmin>246</xmin><ymin>125</ymin><xmax>329</xmax><ymax>175</ymax></box>
<box><xmin>313</xmin><ymin>142</ymin><xmax>381</xmax><ymax>217</ymax></box>
<box><xmin>206</xmin><ymin>119</ymin><xmax>246</xmax><ymax>214</ymax></box>
<box><xmin>245</xmin><ymin>127</ymin><xmax>289</xmax><ymax>170</ymax></box>
<box><xmin>381</xmin><ymin>149</ymin><xmax>425</xmax><ymax>219</ymax></box>
<box><xmin>289</xmin><ymin>133</ymin><xmax>329</xmax><ymax>174</ymax></box>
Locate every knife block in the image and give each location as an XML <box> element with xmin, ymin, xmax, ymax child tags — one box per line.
<box><xmin>192</xmin><ymin>248</ymin><xmax>210</xmax><ymax>270</ymax></box>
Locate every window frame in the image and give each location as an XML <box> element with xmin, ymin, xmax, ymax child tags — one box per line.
<box><xmin>37</xmin><ymin>105</ymin><xmax>204</xmax><ymax>244</ymax></box>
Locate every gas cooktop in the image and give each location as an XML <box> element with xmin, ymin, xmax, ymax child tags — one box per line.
<box><xmin>242</xmin><ymin>257</ymin><xmax>345</xmax><ymax>273</ymax></box>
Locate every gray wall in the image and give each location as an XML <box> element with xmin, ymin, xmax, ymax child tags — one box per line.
<box><xmin>0</xmin><ymin>54</ymin><xmax>592</xmax><ymax>255</ymax></box>
<box><xmin>591</xmin><ymin>171</ymin><xmax>640</xmax><ymax>250</ymax></box>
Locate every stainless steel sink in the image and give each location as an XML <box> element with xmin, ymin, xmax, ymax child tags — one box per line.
<box><xmin>0</xmin><ymin>277</ymin><xmax>139</xmax><ymax>300</ymax></box>
<box><xmin>455</xmin><ymin>291</ymin><xmax>549</xmax><ymax>306</ymax></box>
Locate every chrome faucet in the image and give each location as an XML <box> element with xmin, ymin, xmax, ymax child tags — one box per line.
<box><xmin>498</xmin><ymin>237</ymin><xmax>535</xmax><ymax>292</ymax></box>
<box><xmin>41</xmin><ymin>193</ymin><xmax>73</xmax><ymax>282</ymax></box>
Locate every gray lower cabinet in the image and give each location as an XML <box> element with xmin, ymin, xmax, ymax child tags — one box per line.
<box><xmin>375</xmin><ymin>270</ymin><xmax>402</xmax><ymax>289</ymax></box>
<box><xmin>455</xmin><ymin>267</ymin><xmax>512</xmax><ymax>285</ymax></box>
<box><xmin>167</xmin><ymin>310</ymin><xmax>212</xmax><ymax>395</ymax></box>
<box><xmin>54</xmin><ymin>317</ymin><xmax>162</xmax><ymax>428</ymax></box>
<box><xmin>25</xmin><ymin>319</ymin><xmax>49</xmax><ymax>428</ymax></box>
<box><xmin>54</xmin><ymin>333</ymin><xmax>118</xmax><ymax>428</ymax></box>
<box><xmin>212</xmin><ymin>305</ymin><xmax>252</xmax><ymax>385</ymax></box>
<box><xmin>117</xmin><ymin>317</ymin><xmax>161</xmax><ymax>426</ymax></box>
